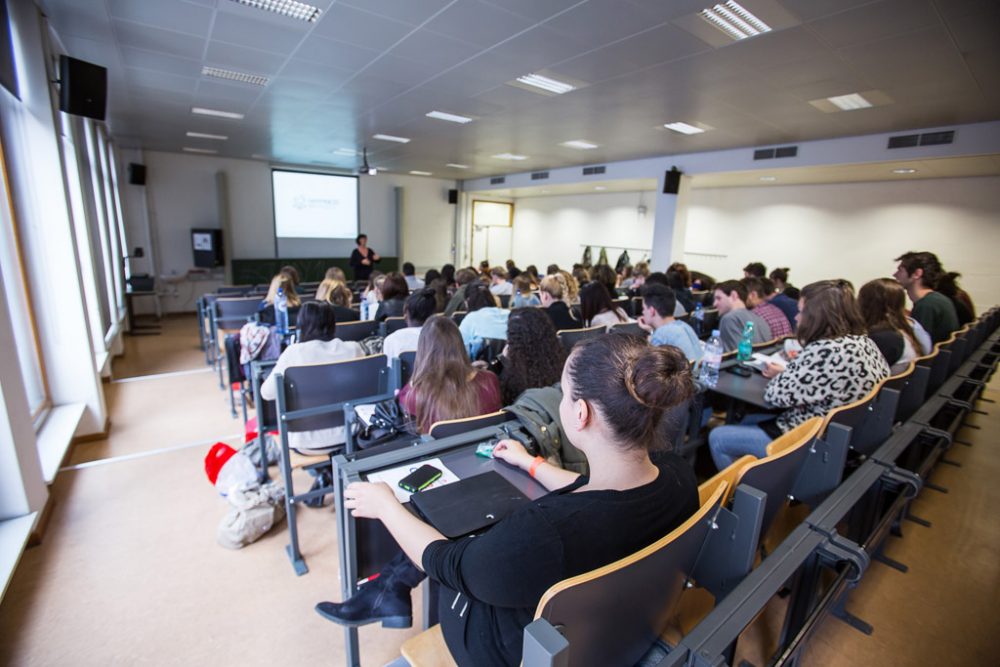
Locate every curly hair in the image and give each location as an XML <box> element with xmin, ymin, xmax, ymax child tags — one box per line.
<box><xmin>499</xmin><ymin>308</ymin><xmax>566</xmax><ymax>405</ymax></box>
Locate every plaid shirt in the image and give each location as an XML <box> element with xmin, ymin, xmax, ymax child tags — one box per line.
<box><xmin>753</xmin><ymin>302</ymin><xmax>792</xmax><ymax>338</ymax></box>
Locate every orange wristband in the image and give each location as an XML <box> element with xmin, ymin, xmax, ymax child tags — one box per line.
<box><xmin>528</xmin><ymin>456</ymin><xmax>545</xmax><ymax>478</ymax></box>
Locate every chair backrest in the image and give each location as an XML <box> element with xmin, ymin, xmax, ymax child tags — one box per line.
<box><xmin>498</xmin><ymin>294</ymin><xmax>511</xmax><ymax>308</ymax></box>
<box><xmin>224</xmin><ymin>333</ymin><xmax>244</xmax><ymax>383</ymax></box>
<box><xmin>700</xmin><ymin>308</ymin><xmax>720</xmax><ymax>338</ymax></box>
<box><xmin>609</xmin><ymin>321</ymin><xmax>648</xmax><ymax>338</ymax></box>
<box><xmin>737</xmin><ymin>417</ymin><xmax>823</xmax><ymax>534</ymax></box>
<box><xmin>945</xmin><ymin>332</ymin><xmax>968</xmax><ymax>375</ymax></box>
<box><xmin>916</xmin><ymin>341</ymin><xmax>950</xmax><ymax>399</ymax></box>
<box><xmin>451</xmin><ymin>310</ymin><xmax>467</xmax><ymax>326</ymax></box>
<box><xmin>214</xmin><ymin>297</ymin><xmax>262</xmax><ymax>330</ymax></box>
<box><xmin>336</xmin><ymin>319</ymin><xmax>378</xmax><ymax>342</ymax></box>
<box><xmin>532</xmin><ymin>480</ymin><xmax>728</xmax><ymax>667</ymax></box>
<box><xmin>557</xmin><ymin>325</ymin><xmax>605</xmax><ymax>351</ymax></box>
<box><xmin>427</xmin><ymin>410</ymin><xmax>515</xmax><ymax>439</ymax></box>
<box><xmin>380</xmin><ymin>316</ymin><xmax>408</xmax><ymax>337</ymax></box>
<box><xmin>752</xmin><ymin>337</ymin><xmax>782</xmax><ymax>351</ymax></box>
<box><xmin>883</xmin><ymin>361</ymin><xmax>928</xmax><ymax>423</ymax></box>
<box><xmin>629</xmin><ymin>296</ymin><xmax>643</xmax><ymax>317</ymax></box>
<box><xmin>280</xmin><ymin>355</ymin><xmax>389</xmax><ymax>432</ymax></box>
<box><xmin>823</xmin><ymin>382</ymin><xmax>883</xmax><ymax>452</ymax></box>
<box><xmin>698</xmin><ymin>456</ymin><xmax>755</xmax><ymax>506</ymax></box>
<box><xmin>217</xmin><ymin>285</ymin><xmax>252</xmax><ymax>296</ymax></box>
<box><xmin>398</xmin><ymin>350</ymin><xmax>417</xmax><ymax>387</ymax></box>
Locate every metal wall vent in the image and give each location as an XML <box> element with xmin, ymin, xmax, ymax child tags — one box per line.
<box><xmin>753</xmin><ymin>146</ymin><xmax>798</xmax><ymax>160</ymax></box>
<box><xmin>531</xmin><ymin>171</ymin><xmax>550</xmax><ymax>180</ymax></box>
<box><xmin>490</xmin><ymin>176</ymin><xmax>506</xmax><ymax>185</ymax></box>
<box><xmin>888</xmin><ymin>130</ymin><xmax>954</xmax><ymax>149</ymax></box>
<box><xmin>888</xmin><ymin>134</ymin><xmax>920</xmax><ymax>149</ymax></box>
<box><xmin>582</xmin><ymin>165</ymin><xmax>606</xmax><ymax>175</ymax></box>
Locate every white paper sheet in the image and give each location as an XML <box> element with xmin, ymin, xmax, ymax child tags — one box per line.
<box><xmin>366</xmin><ymin>457</ymin><xmax>460</xmax><ymax>503</ymax></box>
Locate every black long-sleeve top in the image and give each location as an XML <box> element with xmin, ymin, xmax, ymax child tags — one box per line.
<box><xmin>421</xmin><ymin>454</ymin><xmax>698</xmax><ymax>666</ymax></box>
<box><xmin>349</xmin><ymin>247</ymin><xmax>379</xmax><ymax>281</ymax></box>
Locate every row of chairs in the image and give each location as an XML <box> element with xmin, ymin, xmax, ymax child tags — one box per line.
<box><xmin>398</xmin><ymin>308</ymin><xmax>1000</xmax><ymax>666</ymax></box>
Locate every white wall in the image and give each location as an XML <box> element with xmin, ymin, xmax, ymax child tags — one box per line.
<box><xmin>684</xmin><ymin>176</ymin><xmax>1000</xmax><ymax>308</ymax></box>
<box><xmin>133</xmin><ymin>151</ymin><xmax>456</xmax><ymax>309</ymax></box>
<box><xmin>510</xmin><ymin>191</ymin><xmax>656</xmax><ymax>270</ymax></box>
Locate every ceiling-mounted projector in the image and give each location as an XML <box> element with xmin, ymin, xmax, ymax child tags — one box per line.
<box><xmin>358</xmin><ymin>147</ymin><xmax>377</xmax><ymax>176</ymax></box>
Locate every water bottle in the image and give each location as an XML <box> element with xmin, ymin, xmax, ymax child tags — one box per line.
<box><xmin>737</xmin><ymin>320</ymin><xmax>754</xmax><ymax>362</ymax></box>
<box><xmin>700</xmin><ymin>330</ymin><xmax>722</xmax><ymax>387</ymax></box>
<box><xmin>275</xmin><ymin>287</ymin><xmax>289</xmax><ymax>335</ymax></box>
<box><xmin>360</xmin><ymin>299</ymin><xmax>369</xmax><ymax>321</ymax></box>
<box><xmin>692</xmin><ymin>302</ymin><xmax>704</xmax><ymax>337</ymax></box>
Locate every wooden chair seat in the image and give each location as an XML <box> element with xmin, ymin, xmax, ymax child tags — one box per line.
<box><xmin>400</xmin><ymin>624</ymin><xmax>456</xmax><ymax>667</ymax></box>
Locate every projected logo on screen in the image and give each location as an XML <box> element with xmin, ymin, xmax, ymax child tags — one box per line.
<box><xmin>292</xmin><ymin>195</ymin><xmax>338</xmax><ymax>210</ymax></box>
<box><xmin>273</xmin><ymin>169</ymin><xmax>359</xmax><ymax>239</ymax></box>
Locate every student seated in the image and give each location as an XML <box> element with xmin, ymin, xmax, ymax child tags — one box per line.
<box><xmin>257</xmin><ymin>273</ymin><xmax>301</xmax><ymax>325</ymax></box>
<box><xmin>767</xmin><ymin>267</ymin><xmax>799</xmax><ymax>324</ymax></box>
<box><xmin>373</xmin><ymin>272</ymin><xmax>409</xmax><ymax>323</ymax></box>
<box><xmin>638</xmin><ymin>284</ymin><xmax>702</xmax><ymax>362</ymax></box>
<box><xmin>382</xmin><ymin>288</ymin><xmax>437</xmax><ymax>365</ymax></box>
<box><xmin>937</xmin><ymin>271</ymin><xmax>975</xmax><ymax>326</ymax></box>
<box><xmin>539</xmin><ymin>273</ymin><xmax>580</xmax><ymax>331</ymax></box>
<box><xmin>316</xmin><ymin>279</ymin><xmax>360</xmax><ymax>322</ymax></box>
<box><xmin>259</xmin><ymin>302</ymin><xmax>364</xmax><ymax>454</ymax></box>
<box><xmin>443</xmin><ymin>268</ymin><xmax>480</xmax><ymax>317</ymax></box>
<box><xmin>495</xmin><ymin>307</ymin><xmax>566</xmax><ymax>405</ymax></box>
<box><xmin>488</xmin><ymin>266</ymin><xmax>513</xmax><ymax>296</ymax></box>
<box><xmin>510</xmin><ymin>274</ymin><xmax>540</xmax><ymax>308</ymax></box>
<box><xmin>458</xmin><ymin>282</ymin><xmax>511</xmax><ymax>357</ymax></box>
<box><xmin>741</xmin><ymin>277</ymin><xmax>793</xmax><ymax>338</ymax></box>
<box><xmin>317</xmin><ymin>335</ymin><xmax>699</xmax><ymax>667</ymax></box>
<box><xmin>712</xmin><ymin>280</ymin><xmax>773</xmax><ymax>352</ymax></box>
<box><xmin>742</xmin><ymin>261</ymin><xmax>766</xmax><ymax>278</ymax></box>
<box><xmin>401</xmin><ymin>262</ymin><xmax>424</xmax><ymax>291</ymax></box>
<box><xmin>893</xmin><ymin>251</ymin><xmax>959</xmax><ymax>344</ymax></box>
<box><xmin>397</xmin><ymin>315</ymin><xmax>502</xmax><ymax>433</ymax></box>
<box><xmin>709</xmin><ymin>280</ymin><xmax>889</xmax><ymax>469</ymax></box>
<box><xmin>580</xmin><ymin>281</ymin><xmax>631</xmax><ymax>330</ymax></box>
<box><xmin>590</xmin><ymin>264</ymin><xmax>620</xmax><ymax>299</ymax></box>
<box><xmin>667</xmin><ymin>269</ymin><xmax>696</xmax><ymax>314</ymax></box>
<box><xmin>858</xmin><ymin>278</ymin><xmax>921</xmax><ymax>374</ymax></box>
<box><xmin>645</xmin><ymin>272</ymin><xmax>687</xmax><ymax>317</ymax></box>
<box><xmin>323</xmin><ymin>266</ymin><xmax>347</xmax><ymax>283</ymax></box>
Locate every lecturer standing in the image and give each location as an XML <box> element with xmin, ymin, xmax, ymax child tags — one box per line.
<box><xmin>349</xmin><ymin>233</ymin><xmax>380</xmax><ymax>281</ymax></box>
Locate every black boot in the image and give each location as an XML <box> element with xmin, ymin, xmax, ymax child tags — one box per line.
<box><xmin>315</xmin><ymin>578</ymin><xmax>413</xmax><ymax>628</ymax></box>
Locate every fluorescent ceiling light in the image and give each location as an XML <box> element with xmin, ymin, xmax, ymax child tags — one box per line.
<box><xmin>186</xmin><ymin>131</ymin><xmax>228</xmax><ymax>141</ymax></box>
<box><xmin>201</xmin><ymin>66</ymin><xmax>268</xmax><ymax>87</ymax></box>
<box><xmin>372</xmin><ymin>133</ymin><xmax>410</xmax><ymax>143</ymax></box>
<box><xmin>332</xmin><ymin>148</ymin><xmax>357</xmax><ymax>156</ymax></box>
<box><xmin>492</xmin><ymin>153</ymin><xmax>528</xmax><ymax>161</ymax></box>
<box><xmin>232</xmin><ymin>0</ymin><xmax>322</xmax><ymax>22</ymax></box>
<box><xmin>446</xmin><ymin>163</ymin><xmax>469</xmax><ymax>169</ymax></box>
<box><xmin>892</xmin><ymin>168</ymin><xmax>917</xmax><ymax>174</ymax></box>
<box><xmin>561</xmin><ymin>140</ymin><xmax>599</xmax><ymax>150</ymax></box>
<box><xmin>191</xmin><ymin>107</ymin><xmax>244</xmax><ymax>120</ymax></box>
<box><xmin>759</xmin><ymin>176</ymin><xmax>777</xmax><ymax>182</ymax></box>
<box><xmin>826</xmin><ymin>93</ymin><xmax>873</xmax><ymax>111</ymax></box>
<box><xmin>426</xmin><ymin>110</ymin><xmax>474</xmax><ymax>124</ymax></box>
<box><xmin>409</xmin><ymin>170</ymin><xmax>433</xmax><ymax>176</ymax></box>
<box><xmin>183</xmin><ymin>147</ymin><xmax>218</xmax><ymax>154</ymax></box>
<box><xmin>664</xmin><ymin>122</ymin><xmax>706</xmax><ymax>135</ymax></box>
<box><xmin>515</xmin><ymin>73</ymin><xmax>575</xmax><ymax>95</ymax></box>
<box><xmin>594</xmin><ymin>186</ymin><xmax>607</xmax><ymax>191</ymax></box>
<box><xmin>699</xmin><ymin>1</ymin><xmax>771</xmax><ymax>40</ymax></box>
<box><xmin>251</xmin><ymin>154</ymin><xmax>268</xmax><ymax>160</ymax></box>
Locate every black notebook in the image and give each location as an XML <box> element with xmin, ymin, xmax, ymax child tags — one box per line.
<box><xmin>410</xmin><ymin>470</ymin><xmax>531</xmax><ymax>539</ymax></box>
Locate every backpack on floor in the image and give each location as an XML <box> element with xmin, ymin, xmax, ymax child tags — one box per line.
<box><xmin>217</xmin><ymin>481</ymin><xmax>286</xmax><ymax>550</ymax></box>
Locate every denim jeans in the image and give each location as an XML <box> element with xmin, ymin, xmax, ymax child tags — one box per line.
<box><xmin>708</xmin><ymin>413</ymin><xmax>775</xmax><ymax>470</ymax></box>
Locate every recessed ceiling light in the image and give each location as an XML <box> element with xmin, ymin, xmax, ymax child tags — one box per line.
<box><xmin>492</xmin><ymin>153</ymin><xmax>528</xmax><ymax>161</ymax></box>
<box><xmin>699</xmin><ymin>1</ymin><xmax>771</xmax><ymax>40</ymax></box>
<box><xmin>332</xmin><ymin>148</ymin><xmax>358</xmax><ymax>156</ymax></box>
<box><xmin>515</xmin><ymin>73</ymin><xmax>575</xmax><ymax>95</ymax></box>
<box><xmin>664</xmin><ymin>122</ymin><xmax>706</xmax><ymax>135</ymax></box>
<box><xmin>759</xmin><ymin>176</ymin><xmax>777</xmax><ymax>182</ymax></box>
<box><xmin>892</xmin><ymin>168</ymin><xmax>918</xmax><ymax>174</ymax></box>
<box><xmin>826</xmin><ymin>93</ymin><xmax>873</xmax><ymax>111</ymax></box>
<box><xmin>186</xmin><ymin>131</ymin><xmax>228</xmax><ymax>141</ymax></box>
<box><xmin>232</xmin><ymin>0</ymin><xmax>322</xmax><ymax>22</ymax></box>
<box><xmin>446</xmin><ymin>163</ymin><xmax>469</xmax><ymax>169</ymax></box>
<box><xmin>372</xmin><ymin>133</ymin><xmax>410</xmax><ymax>143</ymax></box>
<box><xmin>426</xmin><ymin>110</ymin><xmax>474</xmax><ymax>124</ymax></box>
<box><xmin>561</xmin><ymin>140</ymin><xmax>599</xmax><ymax>150</ymax></box>
<box><xmin>183</xmin><ymin>147</ymin><xmax>218</xmax><ymax>154</ymax></box>
<box><xmin>409</xmin><ymin>170</ymin><xmax>433</xmax><ymax>176</ymax></box>
<box><xmin>191</xmin><ymin>107</ymin><xmax>244</xmax><ymax>120</ymax></box>
<box><xmin>251</xmin><ymin>154</ymin><xmax>268</xmax><ymax>160</ymax></box>
<box><xmin>594</xmin><ymin>186</ymin><xmax>607</xmax><ymax>191</ymax></box>
<box><xmin>201</xmin><ymin>66</ymin><xmax>269</xmax><ymax>87</ymax></box>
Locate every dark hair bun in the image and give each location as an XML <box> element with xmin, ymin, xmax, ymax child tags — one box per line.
<box><xmin>626</xmin><ymin>345</ymin><xmax>694</xmax><ymax>410</ymax></box>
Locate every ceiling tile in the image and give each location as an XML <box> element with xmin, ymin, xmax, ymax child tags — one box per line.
<box><xmin>112</xmin><ymin>20</ymin><xmax>207</xmax><ymax>60</ymax></box>
<box><xmin>724</xmin><ymin>27</ymin><xmax>827</xmax><ymax>71</ymax></box>
<box><xmin>421</xmin><ymin>0</ymin><xmax>533</xmax><ymax>47</ymax></box>
<box><xmin>204</xmin><ymin>41</ymin><xmax>286</xmax><ymax>76</ymax></box>
<box><xmin>294</xmin><ymin>34</ymin><xmax>381</xmax><ymax>70</ymax></box>
<box><xmin>485</xmin><ymin>27</ymin><xmax>589</xmax><ymax>72</ymax></box>
<box><xmin>357</xmin><ymin>54</ymin><xmax>446</xmax><ymax>87</ymax></box>
<box><xmin>338</xmin><ymin>0</ymin><xmax>455</xmax><ymax>26</ymax></box>
<box><xmin>123</xmin><ymin>68</ymin><xmax>198</xmax><ymax>95</ymax></box>
<box><xmin>544</xmin><ymin>0</ymin><xmax>667</xmax><ymax>48</ymax></box>
<box><xmin>806</xmin><ymin>0</ymin><xmax>940</xmax><ymax>49</ymax></box>
<box><xmin>108</xmin><ymin>0</ymin><xmax>213</xmax><ymax>38</ymax></box>
<box><xmin>781</xmin><ymin>0</ymin><xmax>876</xmax><ymax>23</ymax></box>
<box><xmin>45</xmin><ymin>4</ymin><xmax>115</xmax><ymax>42</ymax></box>
<box><xmin>210</xmin><ymin>10</ymin><xmax>310</xmax><ymax>54</ymax></box>
<box><xmin>194</xmin><ymin>79</ymin><xmax>264</xmax><ymax>105</ymax></box>
<box><xmin>583</xmin><ymin>23</ymin><xmax>712</xmax><ymax>72</ymax></box>
<box><xmin>280</xmin><ymin>59</ymin><xmax>354</xmax><ymax>87</ymax></box>
<box><xmin>118</xmin><ymin>47</ymin><xmax>202</xmax><ymax>78</ymax></box>
<box><xmin>480</xmin><ymin>0</ymin><xmax>585</xmax><ymax>22</ymax></box>
<box><xmin>552</xmin><ymin>46</ymin><xmax>642</xmax><ymax>83</ymax></box>
<box><xmin>838</xmin><ymin>27</ymin><xmax>976</xmax><ymax>88</ymax></box>
<box><xmin>311</xmin><ymin>4</ymin><xmax>415</xmax><ymax>50</ymax></box>
<box><xmin>389</xmin><ymin>29</ymin><xmax>485</xmax><ymax>70</ymax></box>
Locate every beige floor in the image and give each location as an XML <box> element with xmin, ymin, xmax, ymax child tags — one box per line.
<box><xmin>1</xmin><ymin>315</ymin><xmax>997</xmax><ymax>666</ymax></box>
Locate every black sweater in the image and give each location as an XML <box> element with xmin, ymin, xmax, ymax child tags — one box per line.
<box><xmin>422</xmin><ymin>454</ymin><xmax>698</xmax><ymax>666</ymax></box>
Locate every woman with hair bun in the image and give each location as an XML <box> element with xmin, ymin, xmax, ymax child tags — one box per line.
<box><xmin>317</xmin><ymin>336</ymin><xmax>699</xmax><ymax>666</ymax></box>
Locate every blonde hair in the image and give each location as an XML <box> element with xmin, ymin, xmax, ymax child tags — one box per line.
<box><xmin>558</xmin><ymin>270</ymin><xmax>580</xmax><ymax>303</ymax></box>
<box><xmin>316</xmin><ymin>278</ymin><xmax>352</xmax><ymax>307</ymax></box>
<box><xmin>265</xmin><ymin>274</ymin><xmax>301</xmax><ymax>307</ymax></box>
<box><xmin>540</xmin><ymin>273</ymin><xmax>569</xmax><ymax>301</ymax></box>
<box><xmin>324</xmin><ymin>266</ymin><xmax>347</xmax><ymax>282</ymax></box>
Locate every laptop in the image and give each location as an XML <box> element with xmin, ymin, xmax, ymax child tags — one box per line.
<box><xmin>409</xmin><ymin>471</ymin><xmax>531</xmax><ymax>539</ymax></box>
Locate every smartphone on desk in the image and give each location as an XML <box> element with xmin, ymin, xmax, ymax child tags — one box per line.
<box><xmin>728</xmin><ymin>364</ymin><xmax>753</xmax><ymax>377</ymax></box>
<box><xmin>399</xmin><ymin>464</ymin><xmax>442</xmax><ymax>493</ymax></box>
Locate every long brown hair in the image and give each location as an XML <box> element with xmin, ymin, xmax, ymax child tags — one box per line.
<box><xmin>858</xmin><ymin>278</ymin><xmax>919</xmax><ymax>352</ymax></box>
<box><xmin>410</xmin><ymin>316</ymin><xmax>484</xmax><ymax>432</ymax></box>
<box><xmin>797</xmin><ymin>280</ymin><xmax>866</xmax><ymax>345</ymax></box>
<box><xmin>265</xmin><ymin>274</ymin><xmax>301</xmax><ymax>307</ymax></box>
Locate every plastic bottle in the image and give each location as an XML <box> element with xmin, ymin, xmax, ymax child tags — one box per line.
<box><xmin>360</xmin><ymin>298</ymin><xmax>369</xmax><ymax>321</ymax></box>
<box><xmin>737</xmin><ymin>320</ymin><xmax>754</xmax><ymax>362</ymax></box>
<box><xmin>275</xmin><ymin>287</ymin><xmax>289</xmax><ymax>335</ymax></box>
<box><xmin>701</xmin><ymin>330</ymin><xmax>723</xmax><ymax>387</ymax></box>
<box><xmin>692</xmin><ymin>302</ymin><xmax>704</xmax><ymax>337</ymax></box>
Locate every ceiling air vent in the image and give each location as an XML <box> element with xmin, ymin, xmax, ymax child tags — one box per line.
<box><xmin>775</xmin><ymin>146</ymin><xmax>798</xmax><ymax>158</ymax></box>
<box><xmin>582</xmin><ymin>165</ymin><xmax>606</xmax><ymax>175</ymax></box>
<box><xmin>920</xmin><ymin>130</ymin><xmax>954</xmax><ymax>146</ymax></box>
<box><xmin>531</xmin><ymin>171</ymin><xmax>550</xmax><ymax>180</ymax></box>
<box><xmin>490</xmin><ymin>176</ymin><xmax>506</xmax><ymax>185</ymax></box>
<box><xmin>888</xmin><ymin>134</ymin><xmax>920</xmax><ymax>149</ymax></box>
<box><xmin>754</xmin><ymin>148</ymin><xmax>775</xmax><ymax>160</ymax></box>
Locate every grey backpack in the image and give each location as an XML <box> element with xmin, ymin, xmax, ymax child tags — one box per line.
<box><xmin>505</xmin><ymin>385</ymin><xmax>589</xmax><ymax>475</ymax></box>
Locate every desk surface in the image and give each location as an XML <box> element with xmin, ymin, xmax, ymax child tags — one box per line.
<box><xmin>709</xmin><ymin>366</ymin><xmax>773</xmax><ymax>410</ymax></box>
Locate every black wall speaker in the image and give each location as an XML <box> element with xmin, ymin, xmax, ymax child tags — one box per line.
<box><xmin>58</xmin><ymin>55</ymin><xmax>107</xmax><ymax>121</ymax></box>
<box><xmin>448</xmin><ymin>188</ymin><xmax>458</xmax><ymax>204</ymax></box>
<box><xmin>663</xmin><ymin>167</ymin><xmax>682</xmax><ymax>194</ymax></box>
<box><xmin>128</xmin><ymin>163</ymin><xmax>146</xmax><ymax>186</ymax></box>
